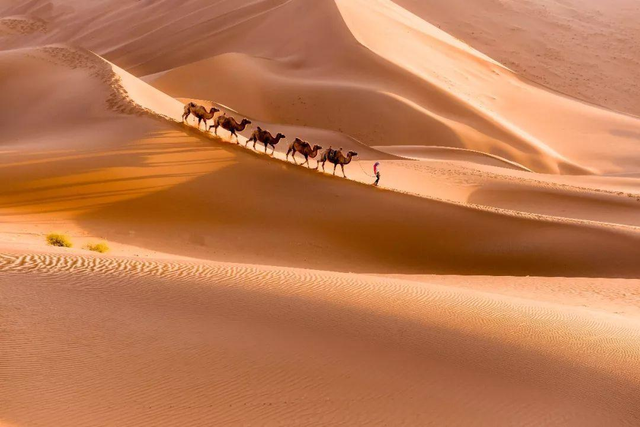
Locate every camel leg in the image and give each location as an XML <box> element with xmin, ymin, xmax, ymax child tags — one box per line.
<box><xmin>271</xmin><ymin>145</ymin><xmax>276</xmax><ymax>156</ymax></box>
<box><xmin>303</xmin><ymin>156</ymin><xmax>310</xmax><ymax>168</ymax></box>
<box><xmin>341</xmin><ymin>164</ymin><xmax>346</xmax><ymax>178</ymax></box>
<box><xmin>232</xmin><ymin>131</ymin><xmax>239</xmax><ymax>144</ymax></box>
<box><xmin>321</xmin><ymin>161</ymin><xmax>325</xmax><ymax>171</ymax></box>
<box><xmin>253</xmin><ymin>141</ymin><xmax>257</xmax><ymax>151</ymax></box>
<box><xmin>246</xmin><ymin>137</ymin><xmax>253</xmax><ymax>148</ymax></box>
<box><xmin>333</xmin><ymin>164</ymin><xmax>337</xmax><ymax>175</ymax></box>
<box><xmin>264</xmin><ymin>143</ymin><xmax>268</xmax><ymax>154</ymax></box>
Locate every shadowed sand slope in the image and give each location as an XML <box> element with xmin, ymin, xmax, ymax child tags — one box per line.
<box><xmin>1</xmin><ymin>45</ymin><xmax>640</xmax><ymax>277</ymax></box>
<box><xmin>2</xmin><ymin>251</ymin><xmax>640</xmax><ymax>426</ymax></box>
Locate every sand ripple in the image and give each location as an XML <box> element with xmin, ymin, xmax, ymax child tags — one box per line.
<box><xmin>2</xmin><ymin>251</ymin><xmax>640</xmax><ymax>426</ymax></box>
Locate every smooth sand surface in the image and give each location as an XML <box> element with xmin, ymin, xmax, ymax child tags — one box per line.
<box><xmin>1</xmin><ymin>1</ymin><xmax>640</xmax><ymax>425</ymax></box>
<box><xmin>394</xmin><ymin>0</ymin><xmax>640</xmax><ymax>117</ymax></box>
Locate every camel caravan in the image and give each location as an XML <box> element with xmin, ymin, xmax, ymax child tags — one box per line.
<box><xmin>182</xmin><ymin>102</ymin><xmax>358</xmax><ymax>177</ymax></box>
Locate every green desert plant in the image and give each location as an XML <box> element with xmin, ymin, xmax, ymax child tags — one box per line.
<box><xmin>86</xmin><ymin>242</ymin><xmax>109</xmax><ymax>253</ymax></box>
<box><xmin>46</xmin><ymin>233</ymin><xmax>72</xmax><ymax>248</ymax></box>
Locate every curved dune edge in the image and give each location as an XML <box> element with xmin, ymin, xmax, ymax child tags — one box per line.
<box><xmin>372</xmin><ymin>145</ymin><xmax>533</xmax><ymax>171</ymax></box>
<box><xmin>1</xmin><ymin>250</ymin><xmax>640</xmax><ymax>426</ymax></box>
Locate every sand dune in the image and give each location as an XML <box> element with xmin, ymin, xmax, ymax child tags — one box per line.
<box><xmin>3</xmin><ymin>0</ymin><xmax>640</xmax><ymax>173</ymax></box>
<box><xmin>2</xmin><ymin>251</ymin><xmax>640</xmax><ymax>426</ymax></box>
<box><xmin>1</xmin><ymin>1</ymin><xmax>640</xmax><ymax>425</ymax></box>
<box><xmin>395</xmin><ymin>0</ymin><xmax>640</xmax><ymax>117</ymax></box>
<box><xmin>1</xmin><ymin>45</ymin><xmax>639</xmax><ymax>278</ymax></box>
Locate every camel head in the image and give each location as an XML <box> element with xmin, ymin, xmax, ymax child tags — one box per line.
<box><xmin>312</xmin><ymin>144</ymin><xmax>322</xmax><ymax>151</ymax></box>
<box><xmin>209</xmin><ymin>107</ymin><xmax>220</xmax><ymax>114</ymax></box>
<box><xmin>241</xmin><ymin>119</ymin><xmax>251</xmax><ymax>126</ymax></box>
<box><xmin>347</xmin><ymin>151</ymin><xmax>358</xmax><ymax>158</ymax></box>
<box><xmin>275</xmin><ymin>133</ymin><xmax>286</xmax><ymax>139</ymax></box>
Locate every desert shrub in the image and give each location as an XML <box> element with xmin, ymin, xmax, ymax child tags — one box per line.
<box><xmin>46</xmin><ymin>233</ymin><xmax>72</xmax><ymax>248</ymax></box>
<box><xmin>86</xmin><ymin>242</ymin><xmax>109</xmax><ymax>253</ymax></box>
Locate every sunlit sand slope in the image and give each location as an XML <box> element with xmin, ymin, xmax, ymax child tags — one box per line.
<box><xmin>394</xmin><ymin>0</ymin><xmax>640</xmax><ymax>117</ymax></box>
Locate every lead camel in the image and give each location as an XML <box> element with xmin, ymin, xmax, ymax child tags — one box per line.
<box><xmin>319</xmin><ymin>147</ymin><xmax>358</xmax><ymax>177</ymax></box>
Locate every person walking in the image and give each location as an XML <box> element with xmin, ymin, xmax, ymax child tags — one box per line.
<box><xmin>373</xmin><ymin>161</ymin><xmax>381</xmax><ymax>186</ymax></box>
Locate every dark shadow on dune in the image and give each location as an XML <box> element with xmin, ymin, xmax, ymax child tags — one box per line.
<box><xmin>69</xmin><ymin>128</ymin><xmax>640</xmax><ymax>278</ymax></box>
<box><xmin>610</xmin><ymin>129</ymin><xmax>640</xmax><ymax>140</ymax></box>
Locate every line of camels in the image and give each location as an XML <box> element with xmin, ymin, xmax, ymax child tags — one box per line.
<box><xmin>182</xmin><ymin>102</ymin><xmax>358</xmax><ymax>177</ymax></box>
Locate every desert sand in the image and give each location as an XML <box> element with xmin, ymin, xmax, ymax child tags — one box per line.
<box><xmin>1</xmin><ymin>0</ymin><xmax>640</xmax><ymax>425</ymax></box>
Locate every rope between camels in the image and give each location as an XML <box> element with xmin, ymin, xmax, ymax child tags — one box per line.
<box><xmin>357</xmin><ymin>161</ymin><xmax>377</xmax><ymax>178</ymax></box>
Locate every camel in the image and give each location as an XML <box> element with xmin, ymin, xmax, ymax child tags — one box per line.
<box><xmin>246</xmin><ymin>127</ymin><xmax>286</xmax><ymax>155</ymax></box>
<box><xmin>209</xmin><ymin>115</ymin><xmax>251</xmax><ymax>143</ymax></box>
<box><xmin>319</xmin><ymin>146</ymin><xmax>358</xmax><ymax>177</ymax></box>
<box><xmin>286</xmin><ymin>138</ymin><xmax>322</xmax><ymax>168</ymax></box>
<box><xmin>182</xmin><ymin>102</ymin><xmax>219</xmax><ymax>130</ymax></box>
